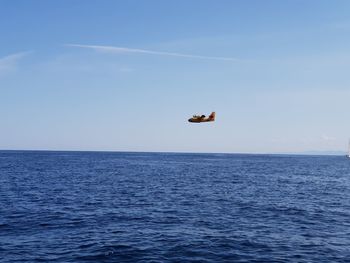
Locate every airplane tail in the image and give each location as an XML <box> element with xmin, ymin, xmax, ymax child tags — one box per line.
<box><xmin>209</xmin><ymin>112</ymin><xmax>216</xmax><ymax>121</ymax></box>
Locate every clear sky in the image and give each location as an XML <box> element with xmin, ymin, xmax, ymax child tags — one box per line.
<box><xmin>1</xmin><ymin>0</ymin><xmax>350</xmax><ymax>153</ymax></box>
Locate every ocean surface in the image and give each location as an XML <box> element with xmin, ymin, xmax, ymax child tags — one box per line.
<box><xmin>1</xmin><ymin>151</ymin><xmax>349</xmax><ymax>262</ymax></box>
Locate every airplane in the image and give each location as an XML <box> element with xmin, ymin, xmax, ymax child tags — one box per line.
<box><xmin>188</xmin><ymin>112</ymin><xmax>216</xmax><ymax>123</ymax></box>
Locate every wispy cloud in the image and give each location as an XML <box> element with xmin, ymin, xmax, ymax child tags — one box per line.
<box><xmin>321</xmin><ymin>134</ymin><xmax>336</xmax><ymax>142</ymax></box>
<box><xmin>0</xmin><ymin>52</ymin><xmax>31</xmax><ymax>76</ymax></box>
<box><xmin>66</xmin><ymin>44</ymin><xmax>242</xmax><ymax>62</ymax></box>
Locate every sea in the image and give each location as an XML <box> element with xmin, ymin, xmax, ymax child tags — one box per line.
<box><xmin>0</xmin><ymin>151</ymin><xmax>349</xmax><ymax>262</ymax></box>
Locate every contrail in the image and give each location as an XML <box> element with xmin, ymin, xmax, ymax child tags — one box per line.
<box><xmin>66</xmin><ymin>44</ymin><xmax>242</xmax><ymax>62</ymax></box>
<box><xmin>0</xmin><ymin>51</ymin><xmax>31</xmax><ymax>73</ymax></box>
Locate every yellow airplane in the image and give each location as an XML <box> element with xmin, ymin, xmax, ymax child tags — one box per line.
<box><xmin>188</xmin><ymin>112</ymin><xmax>216</xmax><ymax>123</ymax></box>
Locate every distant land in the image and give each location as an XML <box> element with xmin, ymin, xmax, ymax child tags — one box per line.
<box><xmin>290</xmin><ymin>151</ymin><xmax>346</xmax><ymax>156</ymax></box>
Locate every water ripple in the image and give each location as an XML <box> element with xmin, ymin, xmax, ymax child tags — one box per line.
<box><xmin>1</xmin><ymin>151</ymin><xmax>350</xmax><ymax>262</ymax></box>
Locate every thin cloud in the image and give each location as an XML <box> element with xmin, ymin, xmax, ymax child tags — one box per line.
<box><xmin>66</xmin><ymin>44</ymin><xmax>243</xmax><ymax>62</ymax></box>
<box><xmin>321</xmin><ymin>134</ymin><xmax>336</xmax><ymax>142</ymax></box>
<box><xmin>0</xmin><ymin>52</ymin><xmax>31</xmax><ymax>75</ymax></box>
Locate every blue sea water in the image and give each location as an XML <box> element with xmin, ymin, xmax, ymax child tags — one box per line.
<box><xmin>0</xmin><ymin>151</ymin><xmax>350</xmax><ymax>262</ymax></box>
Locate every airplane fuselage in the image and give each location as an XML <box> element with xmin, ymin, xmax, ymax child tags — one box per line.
<box><xmin>188</xmin><ymin>112</ymin><xmax>216</xmax><ymax>123</ymax></box>
<box><xmin>188</xmin><ymin>118</ymin><xmax>214</xmax><ymax>123</ymax></box>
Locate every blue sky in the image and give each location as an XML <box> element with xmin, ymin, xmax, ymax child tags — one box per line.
<box><xmin>1</xmin><ymin>0</ymin><xmax>350</xmax><ymax>153</ymax></box>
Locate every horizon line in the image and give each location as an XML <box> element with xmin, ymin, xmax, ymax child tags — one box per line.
<box><xmin>0</xmin><ymin>148</ymin><xmax>346</xmax><ymax>156</ymax></box>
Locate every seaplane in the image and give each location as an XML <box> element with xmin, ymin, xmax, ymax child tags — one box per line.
<box><xmin>188</xmin><ymin>112</ymin><xmax>216</xmax><ymax>123</ymax></box>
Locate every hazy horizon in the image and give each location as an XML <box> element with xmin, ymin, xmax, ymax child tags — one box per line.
<box><xmin>0</xmin><ymin>148</ymin><xmax>347</xmax><ymax>157</ymax></box>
